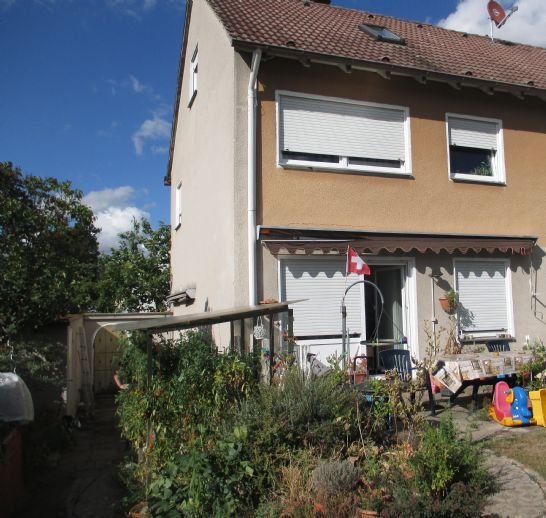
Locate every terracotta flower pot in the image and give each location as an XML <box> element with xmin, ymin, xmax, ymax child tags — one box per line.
<box><xmin>439</xmin><ymin>297</ymin><xmax>455</xmax><ymax>314</ymax></box>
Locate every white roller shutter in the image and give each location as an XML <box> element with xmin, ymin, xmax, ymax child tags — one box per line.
<box><xmin>281</xmin><ymin>259</ymin><xmax>362</xmax><ymax>337</ymax></box>
<box><xmin>455</xmin><ymin>260</ymin><xmax>509</xmax><ymax>334</ymax></box>
<box><xmin>279</xmin><ymin>94</ymin><xmax>406</xmax><ymax>162</ymax></box>
<box><xmin>449</xmin><ymin>116</ymin><xmax>498</xmax><ymax>150</ymax></box>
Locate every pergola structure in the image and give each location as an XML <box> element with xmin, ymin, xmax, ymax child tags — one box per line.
<box><xmin>105</xmin><ymin>301</ymin><xmax>298</xmax><ymax>386</ymax></box>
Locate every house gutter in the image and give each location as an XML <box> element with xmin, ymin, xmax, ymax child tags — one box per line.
<box><xmin>247</xmin><ymin>49</ymin><xmax>262</xmax><ymax>306</ymax></box>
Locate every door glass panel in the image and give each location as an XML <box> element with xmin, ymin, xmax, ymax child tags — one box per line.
<box><xmin>365</xmin><ymin>265</ymin><xmax>404</xmax><ymax>342</ymax></box>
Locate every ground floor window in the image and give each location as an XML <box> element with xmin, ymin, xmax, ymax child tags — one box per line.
<box><xmin>454</xmin><ymin>259</ymin><xmax>513</xmax><ymax>338</ymax></box>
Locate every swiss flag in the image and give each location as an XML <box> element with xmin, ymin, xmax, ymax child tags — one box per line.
<box><xmin>346</xmin><ymin>246</ymin><xmax>371</xmax><ymax>276</ymax></box>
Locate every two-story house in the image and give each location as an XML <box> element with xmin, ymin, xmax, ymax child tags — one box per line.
<box><xmin>166</xmin><ymin>0</ymin><xmax>546</xmax><ymax>364</ymax></box>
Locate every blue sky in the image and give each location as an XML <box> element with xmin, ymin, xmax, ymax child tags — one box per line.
<box><xmin>1</xmin><ymin>0</ymin><xmax>542</xmax><ymax>250</ymax></box>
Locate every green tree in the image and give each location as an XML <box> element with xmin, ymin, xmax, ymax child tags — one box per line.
<box><xmin>95</xmin><ymin>218</ymin><xmax>170</xmax><ymax>312</ymax></box>
<box><xmin>0</xmin><ymin>162</ymin><xmax>99</xmax><ymax>343</ymax></box>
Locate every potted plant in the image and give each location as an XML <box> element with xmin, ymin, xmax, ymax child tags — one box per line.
<box><xmin>439</xmin><ymin>289</ymin><xmax>458</xmax><ymax>314</ymax></box>
<box><xmin>519</xmin><ymin>341</ymin><xmax>546</xmax><ymax>426</ymax></box>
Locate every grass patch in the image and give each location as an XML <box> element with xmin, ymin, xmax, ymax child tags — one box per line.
<box><xmin>485</xmin><ymin>427</ymin><xmax>546</xmax><ymax>479</ymax></box>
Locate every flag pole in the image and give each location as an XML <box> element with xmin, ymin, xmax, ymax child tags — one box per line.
<box><xmin>342</xmin><ymin>245</ymin><xmax>349</xmax><ymax>370</ymax></box>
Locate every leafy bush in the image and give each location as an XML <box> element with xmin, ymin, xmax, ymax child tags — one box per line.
<box><xmin>117</xmin><ymin>330</ymin><xmax>262</xmax><ymax>515</ymax></box>
<box><xmin>519</xmin><ymin>339</ymin><xmax>546</xmax><ymax>390</ymax></box>
<box><xmin>117</xmin><ymin>331</ymin><xmax>497</xmax><ymax>517</ymax></box>
<box><xmin>377</xmin><ymin>414</ymin><xmax>497</xmax><ymax>517</ymax></box>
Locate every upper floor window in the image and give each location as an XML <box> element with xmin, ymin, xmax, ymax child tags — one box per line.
<box><xmin>175</xmin><ymin>181</ymin><xmax>182</xmax><ymax>230</ymax></box>
<box><xmin>446</xmin><ymin>114</ymin><xmax>505</xmax><ymax>184</ymax></box>
<box><xmin>188</xmin><ymin>45</ymin><xmax>198</xmax><ymax>106</ymax></box>
<box><xmin>277</xmin><ymin>92</ymin><xmax>411</xmax><ymax>176</ymax></box>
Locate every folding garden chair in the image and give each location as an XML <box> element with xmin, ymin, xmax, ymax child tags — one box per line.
<box><xmin>379</xmin><ymin>349</ymin><xmax>415</xmax><ymax>384</ymax></box>
<box><xmin>486</xmin><ymin>339</ymin><xmax>510</xmax><ymax>352</ymax></box>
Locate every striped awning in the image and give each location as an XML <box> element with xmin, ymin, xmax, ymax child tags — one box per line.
<box><xmin>259</xmin><ymin>227</ymin><xmax>536</xmax><ymax>256</ymax></box>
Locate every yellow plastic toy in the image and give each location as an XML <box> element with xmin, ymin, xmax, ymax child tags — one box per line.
<box><xmin>489</xmin><ymin>381</ymin><xmax>536</xmax><ymax>427</ymax></box>
<box><xmin>529</xmin><ymin>389</ymin><xmax>546</xmax><ymax>427</ymax></box>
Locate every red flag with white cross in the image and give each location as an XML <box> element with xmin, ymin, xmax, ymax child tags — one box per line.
<box><xmin>346</xmin><ymin>246</ymin><xmax>371</xmax><ymax>276</ymax></box>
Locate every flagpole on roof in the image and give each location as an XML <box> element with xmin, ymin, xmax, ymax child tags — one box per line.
<box><xmin>341</xmin><ymin>245</ymin><xmax>349</xmax><ymax>370</ymax></box>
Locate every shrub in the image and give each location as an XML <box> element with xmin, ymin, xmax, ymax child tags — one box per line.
<box><xmin>519</xmin><ymin>339</ymin><xmax>546</xmax><ymax>390</ymax></box>
<box><xmin>378</xmin><ymin>414</ymin><xmax>497</xmax><ymax>517</ymax></box>
<box><xmin>117</xmin><ymin>330</ymin><xmax>262</xmax><ymax>515</ymax></box>
<box><xmin>117</xmin><ymin>331</ymin><xmax>497</xmax><ymax>517</ymax></box>
<box><xmin>311</xmin><ymin>460</ymin><xmax>361</xmax><ymax>517</ymax></box>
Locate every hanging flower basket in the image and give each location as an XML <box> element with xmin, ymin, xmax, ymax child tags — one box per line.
<box><xmin>439</xmin><ymin>290</ymin><xmax>458</xmax><ymax>314</ymax></box>
<box><xmin>439</xmin><ymin>297</ymin><xmax>456</xmax><ymax>314</ymax></box>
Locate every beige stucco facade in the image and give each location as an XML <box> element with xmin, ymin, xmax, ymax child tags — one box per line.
<box><xmin>257</xmin><ymin>59</ymin><xmax>546</xmax><ymax>239</ymax></box>
<box><xmin>254</xmin><ymin>58</ymin><xmax>546</xmax><ymax>358</ymax></box>
<box><xmin>170</xmin><ymin>2</ymin><xmax>546</xmax><ymax>357</ymax></box>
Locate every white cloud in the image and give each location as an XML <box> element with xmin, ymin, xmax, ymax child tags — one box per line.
<box><xmin>105</xmin><ymin>75</ymin><xmax>157</xmax><ymax>99</ymax></box>
<box><xmin>440</xmin><ymin>0</ymin><xmax>546</xmax><ymax>47</ymax></box>
<box><xmin>106</xmin><ymin>0</ymin><xmax>157</xmax><ymax>18</ymax></box>
<box><xmin>129</xmin><ymin>75</ymin><xmax>152</xmax><ymax>94</ymax></box>
<box><xmin>84</xmin><ymin>185</ymin><xmax>135</xmax><ymax>211</ymax></box>
<box><xmin>94</xmin><ymin>206</ymin><xmax>150</xmax><ymax>252</ymax></box>
<box><xmin>132</xmin><ymin>115</ymin><xmax>171</xmax><ymax>156</ymax></box>
<box><xmin>83</xmin><ymin>186</ymin><xmax>150</xmax><ymax>251</ymax></box>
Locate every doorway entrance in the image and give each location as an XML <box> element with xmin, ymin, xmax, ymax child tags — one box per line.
<box><xmin>365</xmin><ymin>265</ymin><xmax>405</xmax><ymax>343</ymax></box>
<box><xmin>279</xmin><ymin>257</ymin><xmax>418</xmax><ymax>366</ymax></box>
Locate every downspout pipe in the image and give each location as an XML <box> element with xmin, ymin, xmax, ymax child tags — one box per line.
<box><xmin>248</xmin><ymin>49</ymin><xmax>262</xmax><ymax>306</ymax></box>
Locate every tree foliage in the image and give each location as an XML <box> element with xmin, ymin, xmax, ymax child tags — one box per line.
<box><xmin>0</xmin><ymin>162</ymin><xmax>99</xmax><ymax>343</ymax></box>
<box><xmin>95</xmin><ymin>218</ymin><xmax>170</xmax><ymax>312</ymax></box>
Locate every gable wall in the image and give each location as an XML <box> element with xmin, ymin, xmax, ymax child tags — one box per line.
<box><xmin>170</xmin><ymin>0</ymin><xmax>244</xmax><ymax>321</ymax></box>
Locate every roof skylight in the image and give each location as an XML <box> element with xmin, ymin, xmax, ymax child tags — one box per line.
<box><xmin>359</xmin><ymin>24</ymin><xmax>405</xmax><ymax>45</ymax></box>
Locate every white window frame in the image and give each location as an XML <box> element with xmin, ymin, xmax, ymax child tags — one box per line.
<box><xmin>276</xmin><ymin>91</ymin><xmax>412</xmax><ymax>176</ymax></box>
<box><xmin>446</xmin><ymin>113</ymin><xmax>505</xmax><ymax>184</ymax></box>
<box><xmin>188</xmin><ymin>45</ymin><xmax>198</xmax><ymax>106</ymax></box>
<box><xmin>174</xmin><ymin>181</ymin><xmax>182</xmax><ymax>230</ymax></box>
<box><xmin>454</xmin><ymin>258</ymin><xmax>514</xmax><ymax>339</ymax></box>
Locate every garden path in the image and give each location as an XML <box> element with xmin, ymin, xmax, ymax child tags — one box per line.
<box><xmin>17</xmin><ymin>394</ymin><xmax>127</xmax><ymax>518</ymax></box>
<box><xmin>430</xmin><ymin>392</ymin><xmax>546</xmax><ymax>518</ymax></box>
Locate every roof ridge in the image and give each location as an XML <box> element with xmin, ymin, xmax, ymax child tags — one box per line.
<box><xmin>203</xmin><ymin>0</ymin><xmax>546</xmax><ymax>93</ymax></box>
<box><xmin>319</xmin><ymin>0</ymin><xmax>546</xmax><ymax>52</ymax></box>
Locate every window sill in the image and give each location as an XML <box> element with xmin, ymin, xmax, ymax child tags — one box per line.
<box><xmin>279</xmin><ymin>162</ymin><xmax>412</xmax><ymax>179</ymax></box>
<box><xmin>450</xmin><ymin>174</ymin><xmax>505</xmax><ymax>186</ymax></box>
<box><xmin>460</xmin><ymin>335</ymin><xmax>514</xmax><ymax>344</ymax></box>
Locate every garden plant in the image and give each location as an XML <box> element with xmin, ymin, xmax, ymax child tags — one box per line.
<box><xmin>116</xmin><ymin>331</ymin><xmax>497</xmax><ymax>517</ymax></box>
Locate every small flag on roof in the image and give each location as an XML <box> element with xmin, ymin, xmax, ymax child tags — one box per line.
<box><xmin>346</xmin><ymin>246</ymin><xmax>371</xmax><ymax>276</ymax></box>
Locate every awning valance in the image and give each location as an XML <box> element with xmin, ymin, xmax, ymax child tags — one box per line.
<box><xmin>259</xmin><ymin>227</ymin><xmax>536</xmax><ymax>256</ymax></box>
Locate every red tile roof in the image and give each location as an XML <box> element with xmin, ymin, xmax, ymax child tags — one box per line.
<box><xmin>207</xmin><ymin>0</ymin><xmax>546</xmax><ymax>93</ymax></box>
